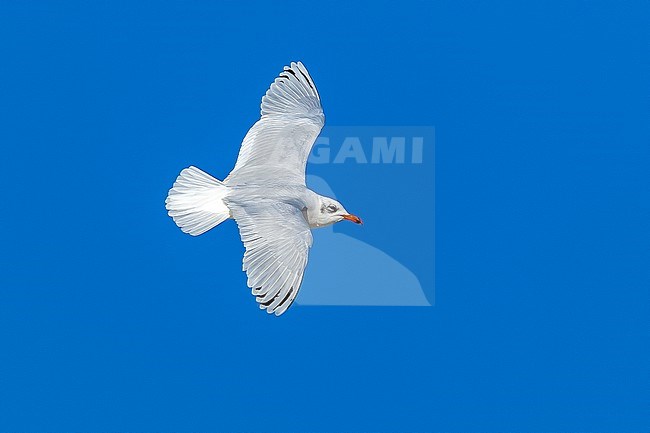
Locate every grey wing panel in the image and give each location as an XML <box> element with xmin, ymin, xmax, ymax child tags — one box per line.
<box><xmin>225</xmin><ymin>62</ymin><xmax>324</xmax><ymax>186</ymax></box>
<box><xmin>228</xmin><ymin>200</ymin><xmax>313</xmax><ymax>316</ymax></box>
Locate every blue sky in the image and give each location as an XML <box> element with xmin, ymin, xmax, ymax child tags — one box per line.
<box><xmin>0</xmin><ymin>1</ymin><xmax>648</xmax><ymax>432</ymax></box>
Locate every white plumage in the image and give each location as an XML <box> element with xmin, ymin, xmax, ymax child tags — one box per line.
<box><xmin>165</xmin><ymin>62</ymin><xmax>361</xmax><ymax>316</ymax></box>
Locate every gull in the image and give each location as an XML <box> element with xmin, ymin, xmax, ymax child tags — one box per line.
<box><xmin>165</xmin><ymin>61</ymin><xmax>362</xmax><ymax>316</ymax></box>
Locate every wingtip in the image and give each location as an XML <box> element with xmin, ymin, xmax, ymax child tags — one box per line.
<box><xmin>286</xmin><ymin>60</ymin><xmax>307</xmax><ymax>72</ymax></box>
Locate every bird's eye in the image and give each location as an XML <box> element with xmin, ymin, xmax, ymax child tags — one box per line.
<box><xmin>326</xmin><ymin>204</ymin><xmax>338</xmax><ymax>213</ymax></box>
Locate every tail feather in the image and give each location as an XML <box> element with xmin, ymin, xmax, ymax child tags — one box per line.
<box><xmin>165</xmin><ymin>166</ymin><xmax>230</xmax><ymax>236</ymax></box>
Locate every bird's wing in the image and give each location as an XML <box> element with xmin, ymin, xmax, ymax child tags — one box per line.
<box><xmin>224</xmin><ymin>61</ymin><xmax>324</xmax><ymax>186</ymax></box>
<box><xmin>226</xmin><ymin>199</ymin><xmax>313</xmax><ymax>316</ymax></box>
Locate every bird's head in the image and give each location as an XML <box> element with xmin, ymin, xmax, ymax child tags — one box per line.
<box><xmin>316</xmin><ymin>196</ymin><xmax>362</xmax><ymax>226</ymax></box>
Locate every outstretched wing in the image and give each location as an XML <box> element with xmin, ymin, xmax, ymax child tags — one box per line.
<box><xmin>224</xmin><ymin>61</ymin><xmax>324</xmax><ymax>187</ymax></box>
<box><xmin>227</xmin><ymin>200</ymin><xmax>313</xmax><ymax>316</ymax></box>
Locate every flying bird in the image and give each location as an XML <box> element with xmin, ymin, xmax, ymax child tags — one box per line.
<box><xmin>165</xmin><ymin>61</ymin><xmax>362</xmax><ymax>316</ymax></box>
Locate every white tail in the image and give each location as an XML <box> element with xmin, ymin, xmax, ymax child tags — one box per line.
<box><xmin>165</xmin><ymin>166</ymin><xmax>231</xmax><ymax>236</ymax></box>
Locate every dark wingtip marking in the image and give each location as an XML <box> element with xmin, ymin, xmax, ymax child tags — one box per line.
<box><xmin>296</xmin><ymin>67</ymin><xmax>315</xmax><ymax>92</ymax></box>
<box><xmin>274</xmin><ymin>286</ymin><xmax>295</xmax><ymax>312</ymax></box>
<box><xmin>259</xmin><ymin>292</ymin><xmax>277</xmax><ymax>308</ymax></box>
<box><xmin>257</xmin><ymin>285</ymin><xmax>295</xmax><ymax>312</ymax></box>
